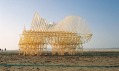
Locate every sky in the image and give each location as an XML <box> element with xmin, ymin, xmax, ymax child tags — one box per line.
<box><xmin>0</xmin><ymin>0</ymin><xmax>119</xmax><ymax>50</ymax></box>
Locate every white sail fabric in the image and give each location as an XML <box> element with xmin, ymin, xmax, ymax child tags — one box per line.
<box><xmin>53</xmin><ymin>16</ymin><xmax>91</xmax><ymax>34</ymax></box>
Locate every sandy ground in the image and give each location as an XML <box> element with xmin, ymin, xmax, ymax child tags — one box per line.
<box><xmin>0</xmin><ymin>51</ymin><xmax>119</xmax><ymax>71</ymax></box>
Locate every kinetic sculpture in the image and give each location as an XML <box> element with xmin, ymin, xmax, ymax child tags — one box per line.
<box><xmin>19</xmin><ymin>12</ymin><xmax>92</xmax><ymax>55</ymax></box>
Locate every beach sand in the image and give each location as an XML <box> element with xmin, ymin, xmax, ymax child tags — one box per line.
<box><xmin>0</xmin><ymin>51</ymin><xmax>119</xmax><ymax>71</ymax></box>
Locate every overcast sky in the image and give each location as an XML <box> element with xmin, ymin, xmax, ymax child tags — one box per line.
<box><xmin>0</xmin><ymin>0</ymin><xmax>119</xmax><ymax>50</ymax></box>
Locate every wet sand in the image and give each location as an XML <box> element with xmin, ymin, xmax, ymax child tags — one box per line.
<box><xmin>0</xmin><ymin>51</ymin><xmax>119</xmax><ymax>71</ymax></box>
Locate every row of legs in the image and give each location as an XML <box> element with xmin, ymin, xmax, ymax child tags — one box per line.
<box><xmin>19</xmin><ymin>44</ymin><xmax>83</xmax><ymax>55</ymax></box>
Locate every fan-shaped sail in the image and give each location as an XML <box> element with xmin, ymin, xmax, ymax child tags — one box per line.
<box><xmin>53</xmin><ymin>16</ymin><xmax>91</xmax><ymax>34</ymax></box>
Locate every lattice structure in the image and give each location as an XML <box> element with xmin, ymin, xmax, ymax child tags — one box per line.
<box><xmin>19</xmin><ymin>12</ymin><xmax>92</xmax><ymax>55</ymax></box>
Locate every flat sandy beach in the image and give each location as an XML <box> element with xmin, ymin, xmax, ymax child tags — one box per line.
<box><xmin>0</xmin><ymin>51</ymin><xmax>119</xmax><ymax>71</ymax></box>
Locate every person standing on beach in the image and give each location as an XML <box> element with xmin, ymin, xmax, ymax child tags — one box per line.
<box><xmin>5</xmin><ymin>48</ymin><xmax>6</xmax><ymax>51</ymax></box>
